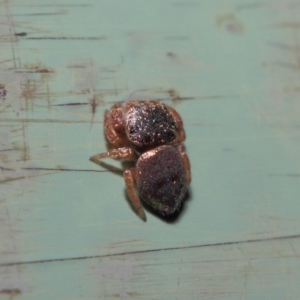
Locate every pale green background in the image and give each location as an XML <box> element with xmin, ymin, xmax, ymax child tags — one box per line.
<box><xmin>0</xmin><ymin>0</ymin><xmax>300</xmax><ymax>299</ymax></box>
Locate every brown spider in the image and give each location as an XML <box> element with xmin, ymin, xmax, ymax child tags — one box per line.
<box><xmin>90</xmin><ymin>100</ymin><xmax>191</xmax><ymax>221</ymax></box>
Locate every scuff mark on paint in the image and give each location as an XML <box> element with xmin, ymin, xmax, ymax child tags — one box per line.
<box><xmin>216</xmin><ymin>13</ymin><xmax>244</xmax><ymax>35</ymax></box>
<box><xmin>0</xmin><ymin>288</ymin><xmax>21</xmax><ymax>295</ymax></box>
<box><xmin>91</xmin><ymin>256</ymin><xmax>144</xmax><ymax>298</ymax></box>
<box><xmin>0</xmin><ymin>266</ymin><xmax>26</xmax><ymax>299</ymax></box>
<box><xmin>0</xmin><ymin>84</ymin><xmax>7</xmax><ymax>99</ymax></box>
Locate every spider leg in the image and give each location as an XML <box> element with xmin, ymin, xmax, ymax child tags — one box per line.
<box><xmin>124</xmin><ymin>168</ymin><xmax>146</xmax><ymax>221</ymax></box>
<box><xmin>104</xmin><ymin>104</ymin><xmax>128</xmax><ymax>147</ymax></box>
<box><xmin>177</xmin><ymin>144</ymin><xmax>191</xmax><ymax>185</ymax></box>
<box><xmin>90</xmin><ymin>147</ymin><xmax>137</xmax><ymax>164</ymax></box>
<box><xmin>168</xmin><ymin>106</ymin><xmax>186</xmax><ymax>143</ymax></box>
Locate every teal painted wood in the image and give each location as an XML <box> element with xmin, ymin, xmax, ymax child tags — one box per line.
<box><xmin>2</xmin><ymin>237</ymin><xmax>300</xmax><ymax>299</ymax></box>
<box><xmin>0</xmin><ymin>0</ymin><xmax>300</xmax><ymax>298</ymax></box>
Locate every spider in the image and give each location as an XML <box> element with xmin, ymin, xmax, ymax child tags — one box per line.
<box><xmin>90</xmin><ymin>100</ymin><xmax>191</xmax><ymax>221</ymax></box>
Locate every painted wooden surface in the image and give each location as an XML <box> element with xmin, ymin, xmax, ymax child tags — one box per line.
<box><xmin>0</xmin><ymin>0</ymin><xmax>300</xmax><ymax>299</ymax></box>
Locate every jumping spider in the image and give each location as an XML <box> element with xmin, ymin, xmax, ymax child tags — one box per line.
<box><xmin>90</xmin><ymin>100</ymin><xmax>191</xmax><ymax>221</ymax></box>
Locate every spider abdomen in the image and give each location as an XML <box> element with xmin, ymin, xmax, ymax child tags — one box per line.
<box><xmin>136</xmin><ymin>145</ymin><xmax>187</xmax><ymax>216</ymax></box>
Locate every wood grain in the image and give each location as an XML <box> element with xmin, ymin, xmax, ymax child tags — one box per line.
<box><xmin>0</xmin><ymin>0</ymin><xmax>300</xmax><ymax>299</ymax></box>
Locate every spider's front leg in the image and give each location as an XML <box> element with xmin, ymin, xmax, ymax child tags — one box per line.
<box><xmin>124</xmin><ymin>168</ymin><xmax>146</xmax><ymax>221</ymax></box>
<box><xmin>104</xmin><ymin>103</ymin><xmax>129</xmax><ymax>147</ymax></box>
<box><xmin>89</xmin><ymin>146</ymin><xmax>137</xmax><ymax>171</ymax></box>
<box><xmin>90</xmin><ymin>149</ymin><xmax>144</xmax><ymax>221</ymax></box>
<box><xmin>90</xmin><ymin>147</ymin><xmax>136</xmax><ymax>162</ymax></box>
<box><xmin>90</xmin><ymin>102</ymin><xmax>137</xmax><ymax>164</ymax></box>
